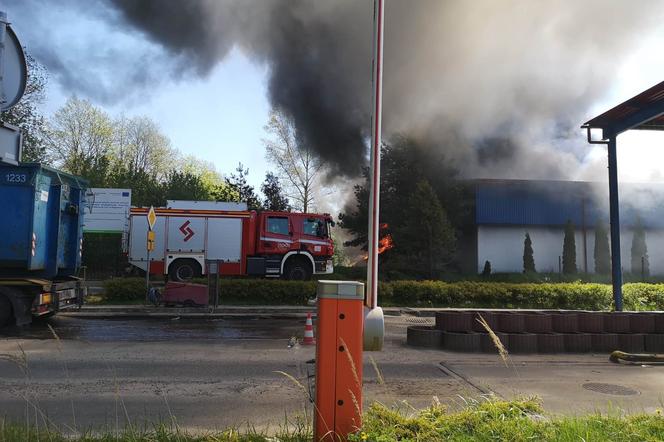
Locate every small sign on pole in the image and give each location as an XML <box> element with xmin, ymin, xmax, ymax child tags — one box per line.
<box><xmin>147</xmin><ymin>205</ymin><xmax>157</xmax><ymax>231</ymax></box>
<box><xmin>146</xmin><ymin>230</ymin><xmax>155</xmax><ymax>251</ymax></box>
<box><xmin>145</xmin><ymin>206</ymin><xmax>156</xmax><ymax>302</ymax></box>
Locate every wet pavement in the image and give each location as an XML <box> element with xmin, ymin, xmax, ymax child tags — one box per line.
<box><xmin>0</xmin><ymin>316</ymin><xmax>303</xmax><ymax>342</ymax></box>
<box><xmin>1</xmin><ymin>315</ymin><xmax>663</xmax><ymax>433</ymax></box>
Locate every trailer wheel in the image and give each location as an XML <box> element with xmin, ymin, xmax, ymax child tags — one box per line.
<box><xmin>0</xmin><ymin>290</ymin><xmax>14</xmax><ymax>327</ymax></box>
<box><xmin>284</xmin><ymin>257</ymin><xmax>312</xmax><ymax>281</ymax></box>
<box><xmin>169</xmin><ymin>259</ymin><xmax>201</xmax><ymax>282</ymax></box>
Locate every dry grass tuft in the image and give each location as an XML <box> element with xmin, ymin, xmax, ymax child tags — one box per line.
<box><xmin>476</xmin><ymin>314</ymin><xmax>508</xmax><ymax>367</ymax></box>
<box><xmin>368</xmin><ymin>356</ymin><xmax>384</xmax><ymax>385</ymax></box>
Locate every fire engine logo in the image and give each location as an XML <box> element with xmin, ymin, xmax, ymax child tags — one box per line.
<box><xmin>179</xmin><ymin>220</ymin><xmax>195</xmax><ymax>242</ymax></box>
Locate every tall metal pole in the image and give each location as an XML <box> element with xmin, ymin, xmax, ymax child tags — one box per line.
<box><xmin>145</xmin><ymin>247</ymin><xmax>150</xmax><ymax>302</ymax></box>
<box><xmin>366</xmin><ymin>0</ymin><xmax>384</xmax><ymax>310</ymax></box>
<box><xmin>0</xmin><ymin>12</ymin><xmax>8</xmax><ymax>108</ymax></box>
<box><xmin>607</xmin><ymin>137</ymin><xmax>623</xmax><ymax>311</ymax></box>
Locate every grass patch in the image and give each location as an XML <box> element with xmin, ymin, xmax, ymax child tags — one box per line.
<box><xmin>350</xmin><ymin>398</ymin><xmax>664</xmax><ymax>441</ymax></box>
<box><xmin>2</xmin><ymin>399</ymin><xmax>663</xmax><ymax>441</ymax></box>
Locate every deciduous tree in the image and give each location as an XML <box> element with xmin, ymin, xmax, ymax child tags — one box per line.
<box><xmin>45</xmin><ymin>97</ymin><xmax>114</xmax><ymax>185</ymax></box>
<box><xmin>1</xmin><ymin>54</ymin><xmax>49</xmax><ymax>162</ymax></box>
<box><xmin>263</xmin><ymin>110</ymin><xmax>322</xmax><ymax>212</ymax></box>
<box><xmin>112</xmin><ymin>115</ymin><xmax>174</xmax><ymax>179</ymax></box>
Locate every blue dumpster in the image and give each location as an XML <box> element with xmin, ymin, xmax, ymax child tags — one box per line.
<box><xmin>0</xmin><ymin>162</ymin><xmax>88</xmax><ymax>279</ymax></box>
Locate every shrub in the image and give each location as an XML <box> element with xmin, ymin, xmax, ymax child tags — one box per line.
<box><xmin>103</xmin><ymin>277</ymin><xmax>146</xmax><ymax>301</ymax></box>
<box><xmin>218</xmin><ymin>279</ymin><xmax>316</xmax><ymax>305</ymax></box>
<box><xmin>99</xmin><ymin>278</ymin><xmax>664</xmax><ymax>310</ymax></box>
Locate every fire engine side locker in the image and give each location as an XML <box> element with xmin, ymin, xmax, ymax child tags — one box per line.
<box><xmin>206</xmin><ymin>217</ymin><xmax>242</xmax><ymax>263</ymax></box>
<box><xmin>128</xmin><ymin>214</ymin><xmax>166</xmax><ymax>272</ymax></box>
<box><xmin>129</xmin><ymin>210</ymin><xmax>245</xmax><ymax>276</ymax></box>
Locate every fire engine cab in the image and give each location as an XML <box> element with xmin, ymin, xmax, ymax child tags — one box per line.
<box><xmin>127</xmin><ymin>206</ymin><xmax>335</xmax><ymax>281</ymax></box>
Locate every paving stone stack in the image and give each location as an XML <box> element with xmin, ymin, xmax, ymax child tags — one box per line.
<box><xmin>406</xmin><ymin>310</ymin><xmax>664</xmax><ymax>354</ymax></box>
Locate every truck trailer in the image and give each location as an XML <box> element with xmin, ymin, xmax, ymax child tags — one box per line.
<box><xmin>127</xmin><ymin>207</ymin><xmax>335</xmax><ymax>281</ymax></box>
<box><xmin>0</xmin><ymin>162</ymin><xmax>88</xmax><ymax>327</ymax></box>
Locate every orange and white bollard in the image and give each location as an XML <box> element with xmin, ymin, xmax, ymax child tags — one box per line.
<box><xmin>314</xmin><ymin>280</ymin><xmax>365</xmax><ymax>441</ymax></box>
<box><xmin>303</xmin><ymin>312</ymin><xmax>316</xmax><ymax>345</ymax></box>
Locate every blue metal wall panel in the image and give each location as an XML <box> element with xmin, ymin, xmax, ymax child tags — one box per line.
<box><xmin>476</xmin><ymin>181</ymin><xmax>664</xmax><ymax>228</ymax></box>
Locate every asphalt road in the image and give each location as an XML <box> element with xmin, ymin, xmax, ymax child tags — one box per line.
<box><xmin>2</xmin><ymin>315</ymin><xmax>663</xmax><ymax>434</ymax></box>
<box><xmin>0</xmin><ymin>316</ymin><xmax>470</xmax><ymax>433</ymax></box>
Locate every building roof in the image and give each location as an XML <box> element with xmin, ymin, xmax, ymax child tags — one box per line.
<box><xmin>474</xmin><ymin>180</ymin><xmax>664</xmax><ymax>229</ymax></box>
<box><xmin>582</xmin><ymin>81</ymin><xmax>664</xmax><ymax>138</ymax></box>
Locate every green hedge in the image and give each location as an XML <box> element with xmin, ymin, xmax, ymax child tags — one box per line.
<box><xmin>101</xmin><ymin>278</ymin><xmax>664</xmax><ymax>310</ymax></box>
<box><xmin>103</xmin><ymin>277</ymin><xmax>147</xmax><ymax>301</ymax></box>
<box><xmin>387</xmin><ymin>281</ymin><xmax>613</xmax><ymax>309</ymax></box>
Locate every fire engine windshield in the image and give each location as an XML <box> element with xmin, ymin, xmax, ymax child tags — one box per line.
<box><xmin>304</xmin><ymin>218</ymin><xmax>326</xmax><ymax>237</ymax></box>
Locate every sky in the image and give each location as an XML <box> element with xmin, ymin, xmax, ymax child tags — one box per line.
<box><xmin>4</xmin><ymin>0</ymin><xmax>664</xmax><ymax>194</ymax></box>
<box><xmin>6</xmin><ymin>0</ymin><xmax>273</xmax><ymax>188</ymax></box>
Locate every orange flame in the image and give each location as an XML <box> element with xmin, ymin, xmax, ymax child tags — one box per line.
<box><xmin>361</xmin><ymin>225</ymin><xmax>394</xmax><ymax>262</ymax></box>
<box><xmin>377</xmin><ymin>233</ymin><xmax>394</xmax><ymax>254</ymax></box>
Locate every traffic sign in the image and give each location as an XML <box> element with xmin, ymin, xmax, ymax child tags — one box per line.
<box><xmin>146</xmin><ymin>230</ymin><xmax>155</xmax><ymax>251</ymax></box>
<box><xmin>147</xmin><ymin>206</ymin><xmax>156</xmax><ymax>231</ymax></box>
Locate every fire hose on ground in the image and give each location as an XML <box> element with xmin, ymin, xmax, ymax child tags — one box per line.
<box><xmin>609</xmin><ymin>351</ymin><xmax>664</xmax><ymax>365</ymax></box>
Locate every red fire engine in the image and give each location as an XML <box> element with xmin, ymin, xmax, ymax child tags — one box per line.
<box><xmin>127</xmin><ymin>207</ymin><xmax>335</xmax><ymax>281</ymax></box>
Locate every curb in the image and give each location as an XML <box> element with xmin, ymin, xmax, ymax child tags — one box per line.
<box><xmin>60</xmin><ymin>306</ymin><xmax>410</xmax><ymax>319</ymax></box>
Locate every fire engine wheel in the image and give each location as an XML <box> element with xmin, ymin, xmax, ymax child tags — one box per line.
<box><xmin>284</xmin><ymin>258</ymin><xmax>312</xmax><ymax>281</ymax></box>
<box><xmin>169</xmin><ymin>259</ymin><xmax>202</xmax><ymax>282</ymax></box>
<box><xmin>0</xmin><ymin>290</ymin><xmax>14</xmax><ymax>327</ymax></box>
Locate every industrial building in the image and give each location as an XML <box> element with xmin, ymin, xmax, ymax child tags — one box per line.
<box><xmin>468</xmin><ymin>180</ymin><xmax>664</xmax><ymax>275</ymax></box>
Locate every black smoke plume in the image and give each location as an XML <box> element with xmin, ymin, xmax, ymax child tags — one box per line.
<box><xmin>10</xmin><ymin>0</ymin><xmax>664</xmax><ymax>180</ymax></box>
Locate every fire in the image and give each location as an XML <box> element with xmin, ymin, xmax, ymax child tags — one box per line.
<box><xmin>377</xmin><ymin>233</ymin><xmax>394</xmax><ymax>254</ymax></box>
<box><xmin>360</xmin><ymin>223</ymin><xmax>394</xmax><ymax>262</ymax></box>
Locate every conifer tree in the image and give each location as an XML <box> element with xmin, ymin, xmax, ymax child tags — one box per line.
<box><xmin>523</xmin><ymin>232</ymin><xmax>536</xmax><ymax>273</ymax></box>
<box><xmin>562</xmin><ymin>220</ymin><xmax>577</xmax><ymax>274</ymax></box>
<box><xmin>593</xmin><ymin>222</ymin><xmax>610</xmax><ymax>274</ymax></box>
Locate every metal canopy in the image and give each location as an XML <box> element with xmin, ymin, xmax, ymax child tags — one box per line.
<box><xmin>583</xmin><ymin>80</ymin><xmax>664</xmax><ymax>138</ymax></box>
<box><xmin>582</xmin><ymin>79</ymin><xmax>664</xmax><ymax>311</ymax></box>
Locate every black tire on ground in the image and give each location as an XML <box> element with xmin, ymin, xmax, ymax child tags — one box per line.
<box><xmin>169</xmin><ymin>259</ymin><xmax>202</xmax><ymax>282</ymax></box>
<box><xmin>645</xmin><ymin>334</ymin><xmax>664</xmax><ymax>353</ymax></box>
<box><xmin>435</xmin><ymin>311</ymin><xmax>474</xmax><ymax>332</ymax></box>
<box><xmin>443</xmin><ymin>332</ymin><xmax>481</xmax><ymax>352</ymax></box>
<box><xmin>537</xmin><ymin>333</ymin><xmax>566</xmax><ymax>353</ymax></box>
<box><xmin>524</xmin><ymin>312</ymin><xmax>553</xmax><ymax>334</ymax></box>
<box><xmin>604</xmin><ymin>312</ymin><xmax>631</xmax><ymax>333</ymax></box>
<box><xmin>507</xmin><ymin>333</ymin><xmax>538</xmax><ymax>353</ymax></box>
<box><xmin>591</xmin><ymin>333</ymin><xmax>620</xmax><ymax>353</ymax></box>
<box><xmin>618</xmin><ymin>333</ymin><xmax>645</xmax><ymax>353</ymax></box>
<box><xmin>0</xmin><ymin>291</ymin><xmax>13</xmax><ymax>327</ymax></box>
<box><xmin>552</xmin><ymin>313</ymin><xmax>579</xmax><ymax>333</ymax></box>
<box><xmin>407</xmin><ymin>326</ymin><xmax>444</xmax><ymax>348</ymax></box>
<box><xmin>563</xmin><ymin>333</ymin><xmax>593</xmax><ymax>353</ymax></box>
<box><xmin>283</xmin><ymin>257</ymin><xmax>312</xmax><ymax>281</ymax></box>
<box><xmin>480</xmin><ymin>332</ymin><xmax>509</xmax><ymax>353</ymax></box>
<box><xmin>496</xmin><ymin>312</ymin><xmax>526</xmax><ymax>333</ymax></box>
<box><xmin>629</xmin><ymin>313</ymin><xmax>656</xmax><ymax>334</ymax></box>
<box><xmin>578</xmin><ymin>312</ymin><xmax>604</xmax><ymax>333</ymax></box>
